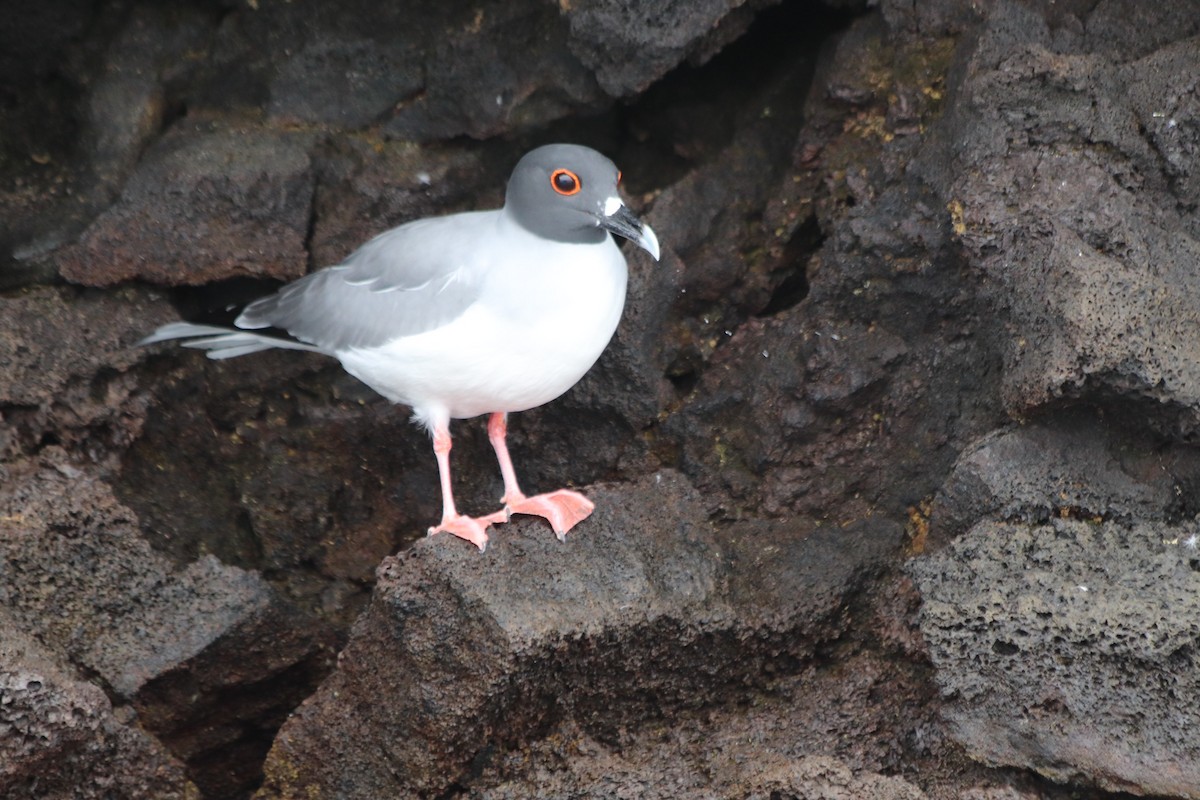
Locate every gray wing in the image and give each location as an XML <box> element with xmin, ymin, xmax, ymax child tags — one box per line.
<box><xmin>236</xmin><ymin>212</ymin><xmax>493</xmax><ymax>351</ymax></box>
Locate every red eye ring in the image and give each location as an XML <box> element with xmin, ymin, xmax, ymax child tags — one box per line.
<box><xmin>551</xmin><ymin>168</ymin><xmax>581</xmax><ymax>196</ymax></box>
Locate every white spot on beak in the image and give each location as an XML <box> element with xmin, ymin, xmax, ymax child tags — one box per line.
<box><xmin>603</xmin><ymin>196</ymin><xmax>623</xmax><ymax>217</ymax></box>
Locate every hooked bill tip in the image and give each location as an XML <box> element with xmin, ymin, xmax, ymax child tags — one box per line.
<box><xmin>639</xmin><ymin>223</ymin><xmax>661</xmax><ymax>261</ymax></box>
<box><xmin>598</xmin><ymin>202</ymin><xmax>661</xmax><ymax>261</ymax></box>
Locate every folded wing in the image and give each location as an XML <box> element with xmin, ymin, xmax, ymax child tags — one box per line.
<box><xmin>236</xmin><ymin>212</ymin><xmax>494</xmax><ymax>352</ymax></box>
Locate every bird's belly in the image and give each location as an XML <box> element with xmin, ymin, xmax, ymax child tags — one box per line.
<box><xmin>337</xmin><ymin>274</ymin><xmax>625</xmax><ymax>420</ymax></box>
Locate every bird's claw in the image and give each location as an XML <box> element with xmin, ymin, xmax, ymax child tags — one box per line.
<box><xmin>428</xmin><ymin>514</ymin><xmax>492</xmax><ymax>551</ymax></box>
<box><xmin>502</xmin><ymin>489</ymin><xmax>595</xmax><ymax>539</ymax></box>
<box><xmin>428</xmin><ymin>491</ymin><xmax>593</xmax><ymax>550</ymax></box>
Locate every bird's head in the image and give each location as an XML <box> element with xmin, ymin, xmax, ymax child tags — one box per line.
<box><xmin>505</xmin><ymin>143</ymin><xmax>660</xmax><ymax>261</ymax></box>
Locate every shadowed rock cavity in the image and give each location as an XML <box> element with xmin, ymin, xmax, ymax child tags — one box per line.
<box><xmin>933</xmin><ymin>407</ymin><xmax>1200</xmax><ymax>542</ymax></box>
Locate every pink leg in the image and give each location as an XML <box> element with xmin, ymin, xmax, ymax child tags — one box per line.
<box><xmin>426</xmin><ymin>424</ymin><xmax>494</xmax><ymax>551</ymax></box>
<box><xmin>486</xmin><ymin>412</ymin><xmax>594</xmax><ymax>540</ymax></box>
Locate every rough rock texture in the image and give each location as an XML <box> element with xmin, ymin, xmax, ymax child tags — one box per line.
<box><xmin>0</xmin><ymin>453</ymin><xmax>335</xmax><ymax>798</ymax></box>
<box><xmin>733</xmin><ymin>755</ymin><xmax>928</xmax><ymax>800</ymax></box>
<box><xmin>4</xmin><ymin>0</ymin><xmax>1200</xmax><ymax>799</ymax></box>
<box><xmin>59</xmin><ymin>124</ymin><xmax>319</xmax><ymax>287</ymax></box>
<box><xmin>476</xmin><ymin>744</ymin><xmax>931</xmax><ymax>799</ymax></box>
<box><xmin>918</xmin><ymin>0</ymin><xmax>1200</xmax><ymax>430</ymax></box>
<box><xmin>901</xmin><ymin>4</ymin><xmax>1200</xmax><ymax>796</ymax></box>
<box><xmin>913</xmin><ymin>517</ymin><xmax>1200</xmax><ymax>798</ymax></box>
<box><xmin>0</xmin><ymin>285</ymin><xmax>176</xmax><ymax>461</ymax></box>
<box><xmin>0</xmin><ymin>611</ymin><xmax>199</xmax><ymax>800</ymax></box>
<box><xmin>934</xmin><ymin>409</ymin><xmax>1200</xmax><ymax>540</ymax></box>
<box><xmin>257</xmin><ymin>472</ymin><xmax>900</xmax><ymax>798</ymax></box>
<box><xmin>562</xmin><ymin>0</ymin><xmax>776</xmax><ymax>97</ymax></box>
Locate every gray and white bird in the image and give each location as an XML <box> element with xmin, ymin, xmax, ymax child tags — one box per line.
<box><xmin>141</xmin><ymin>143</ymin><xmax>660</xmax><ymax>551</ymax></box>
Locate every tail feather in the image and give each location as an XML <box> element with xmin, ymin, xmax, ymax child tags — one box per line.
<box><xmin>139</xmin><ymin>321</ymin><xmax>328</xmax><ymax>360</ymax></box>
<box><xmin>138</xmin><ymin>322</ymin><xmax>233</xmax><ymax>346</ymax></box>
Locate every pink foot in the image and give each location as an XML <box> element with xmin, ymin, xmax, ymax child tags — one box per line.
<box><xmin>428</xmin><ymin>514</ymin><xmax>494</xmax><ymax>551</ymax></box>
<box><xmin>503</xmin><ymin>489</ymin><xmax>595</xmax><ymax>540</ymax></box>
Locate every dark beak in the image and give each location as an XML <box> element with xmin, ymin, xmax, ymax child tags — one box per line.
<box><xmin>599</xmin><ymin>204</ymin><xmax>660</xmax><ymax>261</ymax></box>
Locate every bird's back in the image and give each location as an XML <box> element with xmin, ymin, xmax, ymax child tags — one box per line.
<box><xmin>236</xmin><ymin>210</ymin><xmax>502</xmax><ymax>352</ymax></box>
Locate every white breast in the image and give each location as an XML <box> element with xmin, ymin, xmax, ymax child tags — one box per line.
<box><xmin>336</xmin><ymin>218</ymin><xmax>628</xmax><ymax>423</ymax></box>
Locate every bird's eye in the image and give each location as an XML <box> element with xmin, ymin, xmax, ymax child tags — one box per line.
<box><xmin>551</xmin><ymin>168</ymin><xmax>581</xmax><ymax>196</ymax></box>
<box><xmin>617</xmin><ymin>170</ymin><xmax>622</xmax><ymax>184</ymax></box>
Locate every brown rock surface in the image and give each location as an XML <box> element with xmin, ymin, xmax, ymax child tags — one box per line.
<box><xmin>0</xmin><ymin>285</ymin><xmax>175</xmax><ymax>461</ymax></box>
<box><xmin>58</xmin><ymin>125</ymin><xmax>318</xmax><ymax>287</ymax></box>
<box><xmin>914</xmin><ymin>517</ymin><xmax>1200</xmax><ymax>797</ymax></box>
<box><xmin>921</xmin><ymin>1</ymin><xmax>1200</xmax><ymax>429</ymax></box>
<box><xmin>3</xmin><ymin>0</ymin><xmax>1200</xmax><ymax>798</ymax></box>
<box><xmin>257</xmin><ymin>472</ymin><xmax>901</xmax><ymax>798</ymax></box>
<box><xmin>0</xmin><ymin>452</ymin><xmax>334</xmax><ymax>797</ymax></box>
<box><xmin>0</xmin><ymin>611</ymin><xmax>199</xmax><ymax>800</ymax></box>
